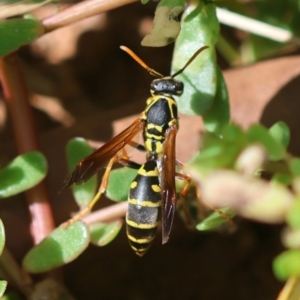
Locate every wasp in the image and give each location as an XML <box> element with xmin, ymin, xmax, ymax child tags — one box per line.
<box><xmin>64</xmin><ymin>45</ymin><xmax>209</xmax><ymax>254</ymax></box>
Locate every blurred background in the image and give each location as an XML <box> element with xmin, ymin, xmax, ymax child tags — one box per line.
<box><xmin>2</xmin><ymin>0</ymin><xmax>300</xmax><ymax>298</ymax></box>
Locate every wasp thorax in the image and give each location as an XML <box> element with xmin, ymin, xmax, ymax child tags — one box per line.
<box><xmin>150</xmin><ymin>78</ymin><xmax>183</xmax><ymax>96</ymax></box>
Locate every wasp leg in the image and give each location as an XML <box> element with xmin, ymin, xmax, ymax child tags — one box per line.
<box><xmin>175</xmin><ymin>172</ymin><xmax>193</xmax><ymax>227</ymax></box>
<box><xmin>64</xmin><ymin>156</ymin><xmax>141</xmax><ymax>227</ymax></box>
<box><xmin>175</xmin><ymin>165</ymin><xmax>235</xmax><ymax>229</ymax></box>
<box><xmin>194</xmin><ymin>188</ymin><xmax>235</xmax><ymax>229</ymax></box>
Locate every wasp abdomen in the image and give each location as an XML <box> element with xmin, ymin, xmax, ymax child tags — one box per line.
<box><xmin>126</xmin><ymin>160</ymin><xmax>161</xmax><ymax>256</ymax></box>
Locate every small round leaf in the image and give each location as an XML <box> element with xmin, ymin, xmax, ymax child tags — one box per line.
<box><xmin>106</xmin><ymin>168</ymin><xmax>138</xmax><ymax>201</ymax></box>
<box><xmin>273</xmin><ymin>250</ymin><xmax>300</xmax><ymax>281</ymax></box>
<box><xmin>23</xmin><ymin>221</ymin><xmax>90</xmax><ymax>273</ymax></box>
<box><xmin>268</xmin><ymin>121</ymin><xmax>290</xmax><ymax>149</ymax></box>
<box><xmin>246</xmin><ymin>125</ymin><xmax>285</xmax><ymax>161</ymax></box>
<box><xmin>0</xmin><ymin>151</ymin><xmax>47</xmax><ymax>198</ymax></box>
<box><xmin>66</xmin><ymin>138</ymin><xmax>97</xmax><ymax>208</ymax></box>
<box><xmin>90</xmin><ymin>220</ymin><xmax>123</xmax><ymax>246</ymax></box>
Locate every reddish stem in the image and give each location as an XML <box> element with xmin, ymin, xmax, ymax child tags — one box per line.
<box><xmin>42</xmin><ymin>0</ymin><xmax>138</xmax><ymax>32</ymax></box>
<box><xmin>0</xmin><ymin>53</ymin><xmax>55</xmax><ymax>244</ymax></box>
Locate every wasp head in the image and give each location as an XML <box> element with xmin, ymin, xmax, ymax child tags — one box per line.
<box><xmin>150</xmin><ymin>77</ymin><xmax>184</xmax><ymax>96</ymax></box>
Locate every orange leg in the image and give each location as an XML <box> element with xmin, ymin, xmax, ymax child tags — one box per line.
<box><xmin>175</xmin><ymin>164</ymin><xmax>235</xmax><ymax>229</ymax></box>
<box><xmin>64</xmin><ymin>155</ymin><xmax>141</xmax><ymax>227</ymax></box>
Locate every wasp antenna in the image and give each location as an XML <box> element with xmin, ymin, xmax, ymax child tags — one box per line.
<box><xmin>171</xmin><ymin>45</ymin><xmax>209</xmax><ymax>78</ymax></box>
<box><xmin>120</xmin><ymin>45</ymin><xmax>164</xmax><ymax>78</ymax></box>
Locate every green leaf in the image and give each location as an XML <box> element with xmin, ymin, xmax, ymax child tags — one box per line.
<box><xmin>141</xmin><ymin>0</ymin><xmax>149</xmax><ymax>3</ymax></box>
<box><xmin>189</xmin><ymin>124</ymin><xmax>247</xmax><ymax>172</ymax></box>
<box><xmin>202</xmin><ymin>66</ymin><xmax>230</xmax><ymax>133</ymax></box>
<box><xmin>0</xmin><ymin>18</ymin><xmax>43</xmax><ymax>57</ymax></box>
<box><xmin>66</xmin><ymin>138</ymin><xmax>97</xmax><ymax>208</ymax></box>
<box><xmin>23</xmin><ymin>221</ymin><xmax>89</xmax><ymax>273</ymax></box>
<box><xmin>141</xmin><ymin>0</ymin><xmax>185</xmax><ymax>46</ymax></box>
<box><xmin>271</xmin><ymin>173</ymin><xmax>291</xmax><ymax>186</ymax></box>
<box><xmin>196</xmin><ymin>208</ymin><xmax>235</xmax><ymax>231</ymax></box>
<box><xmin>106</xmin><ymin>168</ymin><xmax>138</xmax><ymax>201</ymax></box>
<box><xmin>246</xmin><ymin>125</ymin><xmax>285</xmax><ymax>161</ymax></box>
<box><xmin>1</xmin><ymin>291</ymin><xmax>21</xmax><ymax>300</ymax></box>
<box><xmin>0</xmin><ymin>151</ymin><xmax>47</xmax><ymax>198</ymax></box>
<box><xmin>273</xmin><ymin>250</ymin><xmax>300</xmax><ymax>281</ymax></box>
<box><xmin>0</xmin><ymin>220</ymin><xmax>5</xmax><ymax>255</ymax></box>
<box><xmin>90</xmin><ymin>220</ymin><xmax>123</xmax><ymax>246</ymax></box>
<box><xmin>0</xmin><ymin>281</ymin><xmax>7</xmax><ymax>298</ymax></box>
<box><xmin>268</xmin><ymin>121</ymin><xmax>290</xmax><ymax>150</ymax></box>
<box><xmin>172</xmin><ymin>2</ymin><xmax>219</xmax><ymax>116</ymax></box>
<box><xmin>289</xmin><ymin>158</ymin><xmax>300</xmax><ymax>177</ymax></box>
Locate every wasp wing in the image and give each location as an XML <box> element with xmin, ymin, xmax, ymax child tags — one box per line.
<box><xmin>64</xmin><ymin>118</ymin><xmax>145</xmax><ymax>187</ymax></box>
<box><xmin>161</xmin><ymin>124</ymin><xmax>177</xmax><ymax>244</ymax></box>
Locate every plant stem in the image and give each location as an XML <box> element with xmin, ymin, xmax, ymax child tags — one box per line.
<box><xmin>42</xmin><ymin>0</ymin><xmax>138</xmax><ymax>32</ymax></box>
<box><xmin>0</xmin><ymin>53</ymin><xmax>55</xmax><ymax>244</ymax></box>
<box><xmin>82</xmin><ymin>202</ymin><xmax>127</xmax><ymax>225</ymax></box>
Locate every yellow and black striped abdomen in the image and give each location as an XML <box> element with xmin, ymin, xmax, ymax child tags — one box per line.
<box><xmin>126</xmin><ymin>160</ymin><xmax>161</xmax><ymax>256</ymax></box>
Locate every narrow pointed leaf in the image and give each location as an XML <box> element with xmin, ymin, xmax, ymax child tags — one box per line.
<box><xmin>66</xmin><ymin>138</ymin><xmax>97</xmax><ymax>208</ymax></box>
<box><xmin>23</xmin><ymin>221</ymin><xmax>89</xmax><ymax>273</ymax></box>
<box><xmin>0</xmin><ymin>151</ymin><xmax>47</xmax><ymax>198</ymax></box>
<box><xmin>90</xmin><ymin>220</ymin><xmax>123</xmax><ymax>246</ymax></box>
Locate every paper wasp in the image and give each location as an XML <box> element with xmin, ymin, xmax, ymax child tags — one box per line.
<box><xmin>64</xmin><ymin>45</ymin><xmax>209</xmax><ymax>255</ymax></box>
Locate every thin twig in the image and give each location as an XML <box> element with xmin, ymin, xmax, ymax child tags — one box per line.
<box><xmin>82</xmin><ymin>202</ymin><xmax>127</xmax><ymax>225</ymax></box>
<box><xmin>216</xmin><ymin>7</ymin><xmax>299</xmax><ymax>44</ymax></box>
<box><xmin>42</xmin><ymin>0</ymin><xmax>138</xmax><ymax>32</ymax></box>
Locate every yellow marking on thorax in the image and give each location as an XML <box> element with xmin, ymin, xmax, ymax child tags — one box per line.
<box><xmin>146</xmin><ymin>95</ymin><xmax>162</xmax><ymax>107</ymax></box>
<box><xmin>167</xmin><ymin>98</ymin><xmax>177</xmax><ymax>119</ymax></box>
<box><xmin>147</xmin><ymin>124</ymin><xmax>163</xmax><ymax>132</ymax></box>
